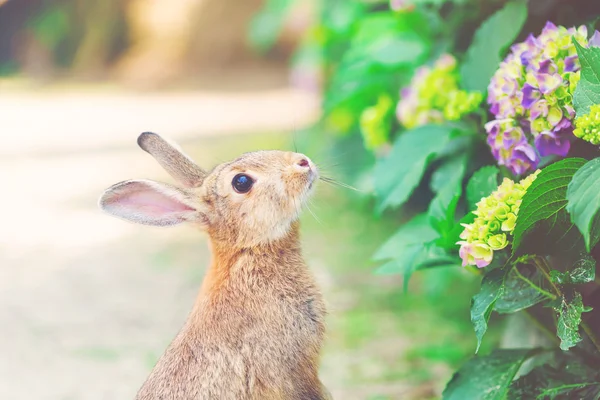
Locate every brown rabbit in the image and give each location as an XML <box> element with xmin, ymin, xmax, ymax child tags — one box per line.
<box><xmin>98</xmin><ymin>132</ymin><xmax>329</xmax><ymax>400</ymax></box>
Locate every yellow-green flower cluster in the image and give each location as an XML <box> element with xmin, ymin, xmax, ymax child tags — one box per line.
<box><xmin>457</xmin><ymin>171</ymin><xmax>540</xmax><ymax>268</ymax></box>
<box><xmin>573</xmin><ymin>104</ymin><xmax>600</xmax><ymax>145</ymax></box>
<box><xmin>396</xmin><ymin>54</ymin><xmax>483</xmax><ymax>129</ymax></box>
<box><xmin>444</xmin><ymin>90</ymin><xmax>484</xmax><ymax>121</ymax></box>
<box><xmin>360</xmin><ymin>94</ymin><xmax>393</xmax><ymax>150</ymax></box>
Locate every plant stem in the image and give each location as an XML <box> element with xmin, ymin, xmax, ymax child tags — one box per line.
<box><xmin>533</xmin><ymin>256</ymin><xmax>562</xmax><ymax>297</ymax></box>
<box><xmin>533</xmin><ymin>256</ymin><xmax>600</xmax><ymax>354</ymax></box>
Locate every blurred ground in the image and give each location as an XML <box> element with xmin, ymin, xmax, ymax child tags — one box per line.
<box><xmin>0</xmin><ymin>77</ymin><xmax>482</xmax><ymax>400</ymax></box>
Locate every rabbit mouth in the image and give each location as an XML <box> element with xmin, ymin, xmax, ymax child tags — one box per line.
<box><xmin>308</xmin><ymin>175</ymin><xmax>316</xmax><ymax>190</ymax></box>
<box><xmin>306</xmin><ymin>168</ymin><xmax>318</xmax><ymax>191</ymax></box>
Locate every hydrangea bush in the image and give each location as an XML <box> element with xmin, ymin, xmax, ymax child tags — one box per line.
<box><xmin>251</xmin><ymin>0</ymin><xmax>600</xmax><ymax>397</ymax></box>
<box><xmin>486</xmin><ymin>23</ymin><xmax>600</xmax><ymax>175</ymax></box>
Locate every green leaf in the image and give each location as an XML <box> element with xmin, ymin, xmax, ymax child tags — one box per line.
<box><xmin>573</xmin><ymin>40</ymin><xmax>600</xmax><ymax>116</ymax></box>
<box><xmin>554</xmin><ymin>291</ymin><xmax>590</xmax><ymax>351</ymax></box>
<box><xmin>373</xmin><ymin>214</ymin><xmax>438</xmax><ymax>261</ymax></box>
<box><xmin>375</xmin><ymin>241</ymin><xmax>454</xmax><ymax>290</ymax></box>
<box><xmin>442</xmin><ymin>349</ymin><xmax>538</xmax><ymax>400</ymax></box>
<box><xmin>350</xmin><ymin>15</ymin><xmax>429</xmax><ymax>68</ymax></box>
<box><xmin>369</xmin><ymin>34</ymin><xmax>429</xmax><ymax>67</ymax></box>
<box><xmin>352</xmin><ymin>11</ymin><xmax>430</xmax><ymax>46</ymax></box>
<box><xmin>471</xmin><ymin>267</ymin><xmax>509</xmax><ymax>352</ymax></box>
<box><xmin>429</xmin><ymin>155</ymin><xmax>468</xmax><ymax>248</ymax></box>
<box><xmin>460</xmin><ymin>1</ymin><xmax>528</xmax><ymax>92</ymax></box>
<box><xmin>466</xmin><ymin>166</ymin><xmax>500</xmax><ymax>211</ymax></box>
<box><xmin>512</xmin><ymin>158</ymin><xmax>587</xmax><ymax>256</ymax></box>
<box><xmin>550</xmin><ymin>254</ymin><xmax>596</xmax><ymax>285</ymax></box>
<box><xmin>323</xmin><ymin>11</ymin><xmax>431</xmax><ymax>114</ymax></box>
<box><xmin>374</xmin><ymin>214</ymin><xmax>453</xmax><ymax>290</ymax></box>
<box><xmin>566</xmin><ymin>157</ymin><xmax>600</xmax><ymax>252</ymax></box>
<box><xmin>510</xmin><ymin>363</ymin><xmax>600</xmax><ymax>399</ymax></box>
<box><xmin>374</xmin><ymin>125</ymin><xmax>456</xmax><ymax>212</ymax></box>
<box><xmin>494</xmin><ymin>262</ymin><xmax>549</xmax><ymax>314</ymax></box>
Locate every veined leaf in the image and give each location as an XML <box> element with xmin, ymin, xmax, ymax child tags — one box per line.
<box><xmin>512</xmin><ymin>158</ymin><xmax>587</xmax><ymax>256</ymax></box>
<box><xmin>373</xmin><ymin>214</ymin><xmax>438</xmax><ymax>261</ymax></box>
<box><xmin>510</xmin><ymin>363</ymin><xmax>600</xmax><ymax>399</ymax></box>
<box><xmin>573</xmin><ymin>40</ymin><xmax>600</xmax><ymax>116</ymax></box>
<box><xmin>374</xmin><ymin>125</ymin><xmax>456</xmax><ymax>213</ymax></box>
<box><xmin>566</xmin><ymin>157</ymin><xmax>600</xmax><ymax>252</ymax></box>
<box><xmin>443</xmin><ymin>349</ymin><xmax>539</xmax><ymax>400</ymax></box>
<box><xmin>554</xmin><ymin>291</ymin><xmax>590</xmax><ymax>351</ymax></box>
<box><xmin>429</xmin><ymin>155</ymin><xmax>468</xmax><ymax>249</ymax></box>
<box><xmin>374</xmin><ymin>214</ymin><xmax>454</xmax><ymax>290</ymax></box>
<box><xmin>494</xmin><ymin>262</ymin><xmax>549</xmax><ymax>314</ymax></box>
<box><xmin>550</xmin><ymin>254</ymin><xmax>596</xmax><ymax>285</ymax></box>
<box><xmin>471</xmin><ymin>267</ymin><xmax>509</xmax><ymax>352</ymax></box>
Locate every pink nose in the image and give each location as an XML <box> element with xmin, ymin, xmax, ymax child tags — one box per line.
<box><xmin>297</xmin><ymin>158</ymin><xmax>310</xmax><ymax>168</ymax></box>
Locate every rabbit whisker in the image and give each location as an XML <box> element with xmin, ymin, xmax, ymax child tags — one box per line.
<box><xmin>305</xmin><ymin>200</ymin><xmax>322</xmax><ymax>226</ymax></box>
<box><xmin>319</xmin><ymin>176</ymin><xmax>360</xmax><ymax>192</ymax></box>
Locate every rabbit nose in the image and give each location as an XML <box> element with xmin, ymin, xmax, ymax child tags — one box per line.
<box><xmin>297</xmin><ymin>158</ymin><xmax>309</xmax><ymax>168</ymax></box>
<box><xmin>292</xmin><ymin>153</ymin><xmax>313</xmax><ymax>170</ymax></box>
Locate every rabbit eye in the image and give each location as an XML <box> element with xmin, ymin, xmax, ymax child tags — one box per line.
<box><xmin>232</xmin><ymin>174</ymin><xmax>254</xmax><ymax>193</ymax></box>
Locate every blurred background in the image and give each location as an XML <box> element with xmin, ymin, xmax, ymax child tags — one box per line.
<box><xmin>0</xmin><ymin>0</ymin><xmax>506</xmax><ymax>399</ymax></box>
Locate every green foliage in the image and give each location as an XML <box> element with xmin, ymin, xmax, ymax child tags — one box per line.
<box><xmin>512</xmin><ymin>158</ymin><xmax>587</xmax><ymax>256</ymax></box>
<box><xmin>470</xmin><ymin>259</ymin><xmax>552</xmax><ymax>352</ymax></box>
<box><xmin>428</xmin><ymin>155</ymin><xmax>467</xmax><ymax>248</ymax></box>
<box><xmin>554</xmin><ymin>291</ymin><xmax>590</xmax><ymax>351</ymax></box>
<box><xmin>510</xmin><ymin>361</ymin><xmax>600</xmax><ymax>400</ymax></box>
<box><xmin>567</xmin><ymin>157</ymin><xmax>600</xmax><ymax>252</ymax></box>
<box><xmin>470</xmin><ymin>267</ymin><xmax>507</xmax><ymax>352</ymax></box>
<box><xmin>550</xmin><ymin>255</ymin><xmax>596</xmax><ymax>285</ymax></box>
<box><xmin>466</xmin><ymin>166</ymin><xmax>500</xmax><ymax>211</ymax></box>
<box><xmin>248</xmin><ymin>1</ymin><xmax>600</xmax><ymax>397</ymax></box>
<box><xmin>374</xmin><ymin>124</ymin><xmax>456</xmax><ymax>213</ymax></box>
<box><xmin>494</xmin><ymin>262</ymin><xmax>548</xmax><ymax>314</ymax></box>
<box><xmin>460</xmin><ymin>1</ymin><xmax>528</xmax><ymax>92</ymax></box>
<box><xmin>324</xmin><ymin>10</ymin><xmax>432</xmax><ymax>125</ymax></box>
<box><xmin>442</xmin><ymin>349</ymin><xmax>538</xmax><ymax>400</ymax></box>
<box><xmin>573</xmin><ymin>40</ymin><xmax>600</xmax><ymax>116</ymax></box>
<box><xmin>374</xmin><ymin>213</ymin><xmax>455</xmax><ymax>290</ymax></box>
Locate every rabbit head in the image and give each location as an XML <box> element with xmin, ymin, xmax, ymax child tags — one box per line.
<box><xmin>99</xmin><ymin>132</ymin><xmax>318</xmax><ymax>247</ymax></box>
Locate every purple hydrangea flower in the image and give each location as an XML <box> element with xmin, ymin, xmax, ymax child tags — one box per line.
<box><xmin>486</xmin><ymin>23</ymin><xmax>600</xmax><ymax>175</ymax></box>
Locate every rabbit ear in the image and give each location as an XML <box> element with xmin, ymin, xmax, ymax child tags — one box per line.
<box><xmin>99</xmin><ymin>179</ymin><xmax>204</xmax><ymax>226</ymax></box>
<box><xmin>137</xmin><ymin>132</ymin><xmax>206</xmax><ymax>188</ymax></box>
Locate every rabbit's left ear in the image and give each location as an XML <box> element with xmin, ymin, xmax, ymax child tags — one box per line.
<box><xmin>137</xmin><ymin>132</ymin><xmax>206</xmax><ymax>188</ymax></box>
<box><xmin>98</xmin><ymin>179</ymin><xmax>205</xmax><ymax>226</ymax></box>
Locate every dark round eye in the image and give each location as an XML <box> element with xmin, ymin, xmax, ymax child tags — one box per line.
<box><xmin>232</xmin><ymin>174</ymin><xmax>254</xmax><ymax>193</ymax></box>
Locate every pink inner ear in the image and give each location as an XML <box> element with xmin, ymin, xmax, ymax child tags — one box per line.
<box><xmin>101</xmin><ymin>180</ymin><xmax>198</xmax><ymax>226</ymax></box>
<box><xmin>119</xmin><ymin>190</ymin><xmax>195</xmax><ymax>217</ymax></box>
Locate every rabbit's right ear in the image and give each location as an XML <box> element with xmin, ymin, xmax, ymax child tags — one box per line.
<box><xmin>137</xmin><ymin>132</ymin><xmax>206</xmax><ymax>188</ymax></box>
<box><xmin>99</xmin><ymin>180</ymin><xmax>205</xmax><ymax>227</ymax></box>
